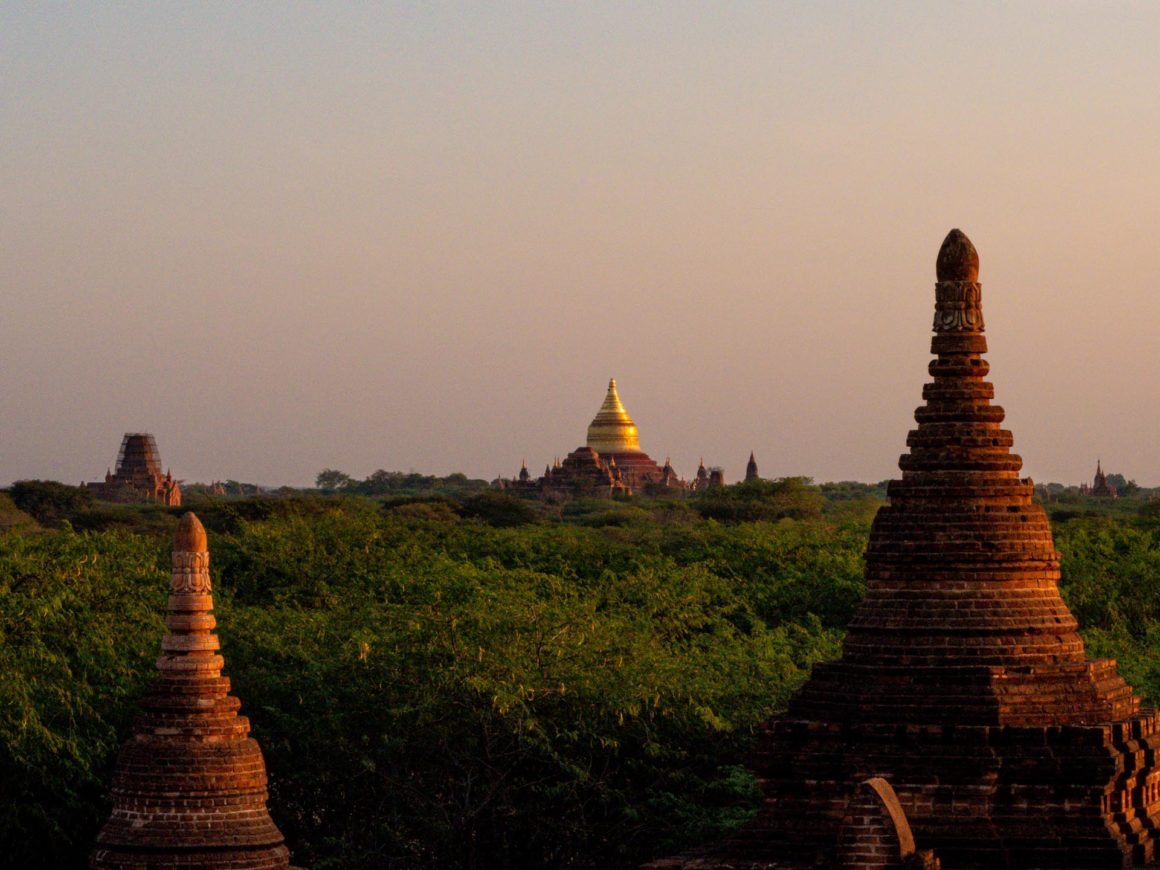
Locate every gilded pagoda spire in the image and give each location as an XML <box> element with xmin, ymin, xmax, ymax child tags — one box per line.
<box><xmin>586</xmin><ymin>378</ymin><xmax>641</xmax><ymax>454</ymax></box>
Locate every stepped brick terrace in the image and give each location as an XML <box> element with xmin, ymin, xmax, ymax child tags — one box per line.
<box><xmin>649</xmin><ymin>230</ymin><xmax>1160</xmax><ymax>869</ymax></box>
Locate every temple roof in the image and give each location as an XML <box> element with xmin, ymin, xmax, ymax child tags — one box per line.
<box><xmin>586</xmin><ymin>378</ymin><xmax>641</xmax><ymax>454</ymax></box>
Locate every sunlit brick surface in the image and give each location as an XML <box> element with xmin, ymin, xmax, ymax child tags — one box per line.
<box><xmin>91</xmin><ymin>513</ymin><xmax>291</xmax><ymax>870</ymax></box>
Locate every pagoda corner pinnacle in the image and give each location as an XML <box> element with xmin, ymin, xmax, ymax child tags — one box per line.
<box><xmin>175</xmin><ymin>512</ymin><xmax>208</xmax><ymax>554</ymax></box>
<box><xmin>936</xmin><ymin>228</ymin><xmax>980</xmax><ymax>283</ymax></box>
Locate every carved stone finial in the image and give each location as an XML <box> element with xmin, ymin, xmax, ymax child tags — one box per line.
<box><xmin>175</xmin><ymin>511</ymin><xmax>207</xmax><ymax>553</ymax></box>
<box><xmin>933</xmin><ymin>229</ymin><xmax>984</xmax><ymax>334</ymax></box>
<box><xmin>936</xmin><ymin>229</ymin><xmax>979</xmax><ymax>282</ymax></box>
<box><xmin>171</xmin><ymin>514</ymin><xmax>211</xmax><ymax>595</ymax></box>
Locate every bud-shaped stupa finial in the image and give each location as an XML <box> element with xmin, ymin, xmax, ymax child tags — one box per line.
<box><xmin>175</xmin><ymin>511</ymin><xmax>207</xmax><ymax>553</ymax></box>
<box><xmin>936</xmin><ymin>228</ymin><xmax>979</xmax><ymax>282</ymax></box>
<box><xmin>933</xmin><ymin>228</ymin><xmax>984</xmax><ymax>334</ymax></box>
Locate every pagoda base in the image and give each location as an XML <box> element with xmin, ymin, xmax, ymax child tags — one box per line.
<box><xmin>693</xmin><ymin>711</ymin><xmax>1160</xmax><ymax>868</ymax></box>
<box><xmin>89</xmin><ymin>846</ymin><xmax>291</xmax><ymax>870</ymax></box>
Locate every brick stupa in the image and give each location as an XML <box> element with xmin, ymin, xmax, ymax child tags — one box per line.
<box><xmin>656</xmin><ymin>230</ymin><xmax>1160</xmax><ymax>868</ymax></box>
<box><xmin>91</xmin><ymin>513</ymin><xmax>291</xmax><ymax>869</ymax></box>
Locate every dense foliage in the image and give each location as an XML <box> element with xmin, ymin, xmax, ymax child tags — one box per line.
<box><xmin>0</xmin><ymin>530</ymin><xmax>164</xmax><ymax>867</ymax></box>
<box><xmin>5</xmin><ymin>482</ymin><xmax>1160</xmax><ymax>868</ymax></box>
<box><xmin>0</xmin><ymin>487</ymin><xmax>857</xmax><ymax>869</ymax></box>
<box><xmin>315</xmin><ymin>468</ymin><xmax>492</xmax><ymax>499</ymax></box>
<box><xmin>1053</xmin><ymin>507</ymin><xmax>1160</xmax><ymax>702</ymax></box>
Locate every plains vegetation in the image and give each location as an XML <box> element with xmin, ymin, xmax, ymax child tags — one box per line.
<box><xmin>3</xmin><ymin>478</ymin><xmax>1160</xmax><ymax>868</ymax></box>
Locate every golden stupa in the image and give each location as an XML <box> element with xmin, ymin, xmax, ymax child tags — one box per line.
<box><xmin>586</xmin><ymin>378</ymin><xmax>641</xmax><ymax>454</ymax></box>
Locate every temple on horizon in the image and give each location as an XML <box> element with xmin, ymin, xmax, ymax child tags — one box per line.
<box><xmin>84</xmin><ymin>433</ymin><xmax>181</xmax><ymax>506</ymax></box>
<box><xmin>1080</xmin><ymin>459</ymin><xmax>1119</xmax><ymax>498</ymax></box>
<box><xmin>501</xmin><ymin>379</ymin><xmax>718</xmax><ymax>498</ymax></box>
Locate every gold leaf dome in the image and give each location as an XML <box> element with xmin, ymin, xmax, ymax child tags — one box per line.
<box><xmin>586</xmin><ymin>378</ymin><xmax>641</xmax><ymax>454</ymax></box>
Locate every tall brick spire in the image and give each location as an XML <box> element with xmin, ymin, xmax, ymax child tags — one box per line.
<box><xmin>91</xmin><ymin>513</ymin><xmax>291</xmax><ymax>869</ymax></box>
<box><xmin>789</xmin><ymin>229</ymin><xmax>1134</xmax><ymax>723</ymax></box>
<box><xmin>704</xmin><ymin>230</ymin><xmax>1160</xmax><ymax>868</ymax></box>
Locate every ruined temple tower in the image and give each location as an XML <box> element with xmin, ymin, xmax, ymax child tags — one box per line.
<box><xmin>660</xmin><ymin>230</ymin><xmax>1160</xmax><ymax>868</ymax></box>
<box><xmin>91</xmin><ymin>513</ymin><xmax>290</xmax><ymax>869</ymax></box>
<box><xmin>86</xmin><ymin>433</ymin><xmax>181</xmax><ymax>506</ymax></box>
<box><xmin>1085</xmin><ymin>460</ymin><xmax>1119</xmax><ymax>498</ymax></box>
<box><xmin>745</xmin><ymin>451</ymin><xmax>759</xmax><ymax>482</ymax></box>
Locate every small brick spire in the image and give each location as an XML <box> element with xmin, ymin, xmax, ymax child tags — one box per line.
<box><xmin>91</xmin><ymin>513</ymin><xmax>291</xmax><ymax>869</ymax></box>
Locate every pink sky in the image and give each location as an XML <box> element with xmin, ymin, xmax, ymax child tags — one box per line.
<box><xmin>3</xmin><ymin>3</ymin><xmax>1160</xmax><ymax>486</ymax></box>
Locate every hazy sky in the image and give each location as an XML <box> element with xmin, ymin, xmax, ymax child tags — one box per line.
<box><xmin>4</xmin><ymin>2</ymin><xmax>1160</xmax><ymax>487</ymax></box>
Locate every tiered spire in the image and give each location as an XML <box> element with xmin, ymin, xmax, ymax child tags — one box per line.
<box><xmin>788</xmin><ymin>229</ymin><xmax>1136</xmax><ymax>725</ymax></box>
<box><xmin>586</xmin><ymin>378</ymin><xmax>641</xmax><ymax>453</ymax></box>
<box><xmin>745</xmin><ymin>451</ymin><xmax>758</xmax><ymax>482</ymax></box>
<box><xmin>715</xmin><ymin>230</ymin><xmax>1160</xmax><ymax>868</ymax></box>
<box><xmin>91</xmin><ymin>513</ymin><xmax>290</xmax><ymax>869</ymax></box>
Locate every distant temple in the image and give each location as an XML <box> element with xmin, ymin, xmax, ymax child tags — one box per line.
<box><xmin>580</xmin><ymin>378</ymin><xmax>670</xmax><ymax>487</ymax></box>
<box><xmin>85</xmin><ymin>433</ymin><xmax>181</xmax><ymax>506</ymax></box>
<box><xmin>745</xmin><ymin>451</ymin><xmax>759</xmax><ymax>482</ymax></box>
<box><xmin>1080</xmin><ymin>459</ymin><xmax>1118</xmax><ymax>498</ymax></box>
<box><xmin>500</xmin><ymin>379</ymin><xmax>705</xmax><ymax>498</ymax></box>
<box><xmin>542</xmin><ymin>379</ymin><xmax>678</xmax><ymax>497</ymax></box>
<box><xmin>691</xmin><ymin>459</ymin><xmax>725</xmax><ymax>492</ymax></box>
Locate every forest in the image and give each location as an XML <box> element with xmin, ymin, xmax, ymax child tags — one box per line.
<box><xmin>3</xmin><ymin>478</ymin><xmax>1160</xmax><ymax>868</ymax></box>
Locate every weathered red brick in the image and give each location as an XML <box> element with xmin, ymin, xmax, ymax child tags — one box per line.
<box><xmin>91</xmin><ymin>514</ymin><xmax>291</xmax><ymax>869</ymax></box>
